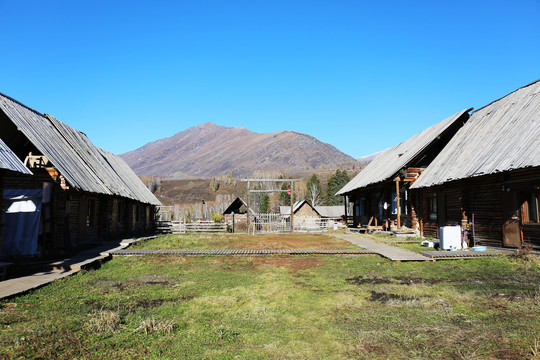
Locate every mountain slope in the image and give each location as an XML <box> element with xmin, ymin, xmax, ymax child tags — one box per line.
<box><xmin>357</xmin><ymin>150</ymin><xmax>386</xmax><ymax>163</ymax></box>
<box><xmin>120</xmin><ymin>122</ymin><xmax>359</xmax><ymax>178</ymax></box>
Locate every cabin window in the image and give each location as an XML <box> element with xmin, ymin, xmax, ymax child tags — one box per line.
<box><xmin>522</xmin><ymin>190</ymin><xmax>540</xmax><ymax>223</ymax></box>
<box><xmin>358</xmin><ymin>198</ymin><xmax>366</xmax><ymax>216</ymax></box>
<box><xmin>87</xmin><ymin>199</ymin><xmax>96</xmax><ymax>227</ymax></box>
<box><xmin>428</xmin><ymin>196</ymin><xmax>437</xmax><ymax>221</ymax></box>
<box><xmin>391</xmin><ymin>189</ymin><xmax>408</xmax><ymax>215</ymax></box>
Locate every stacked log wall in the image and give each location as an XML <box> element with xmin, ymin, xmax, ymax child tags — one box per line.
<box><xmin>416</xmin><ymin>167</ymin><xmax>540</xmax><ymax>248</ymax></box>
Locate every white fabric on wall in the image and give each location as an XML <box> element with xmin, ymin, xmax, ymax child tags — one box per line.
<box><xmin>1</xmin><ymin>189</ymin><xmax>43</xmax><ymax>257</ymax></box>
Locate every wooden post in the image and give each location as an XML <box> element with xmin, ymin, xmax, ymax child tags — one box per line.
<box><xmin>290</xmin><ymin>182</ymin><xmax>294</xmax><ymax>233</ymax></box>
<box><xmin>246</xmin><ymin>181</ymin><xmax>250</xmax><ymax>235</ymax></box>
<box><xmin>344</xmin><ymin>195</ymin><xmax>348</xmax><ymax>226</ymax></box>
<box><xmin>395</xmin><ymin>177</ymin><xmax>401</xmax><ymax>229</ymax></box>
<box><xmin>0</xmin><ymin>170</ymin><xmax>3</xmax><ymax>249</ymax></box>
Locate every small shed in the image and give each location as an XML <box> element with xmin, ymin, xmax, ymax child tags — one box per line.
<box><xmin>222</xmin><ymin>197</ymin><xmax>254</xmax><ymax>232</ymax></box>
<box><xmin>280</xmin><ymin>200</ymin><xmax>321</xmax><ymax>219</ymax></box>
<box><xmin>315</xmin><ymin>206</ymin><xmax>345</xmax><ymax>220</ymax></box>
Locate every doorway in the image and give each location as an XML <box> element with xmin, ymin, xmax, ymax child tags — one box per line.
<box><xmin>502</xmin><ymin>190</ymin><xmax>523</xmax><ymax>247</ymax></box>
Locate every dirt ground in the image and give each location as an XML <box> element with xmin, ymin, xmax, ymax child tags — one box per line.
<box><xmin>226</xmin><ymin>234</ymin><xmax>357</xmax><ymax>250</ymax></box>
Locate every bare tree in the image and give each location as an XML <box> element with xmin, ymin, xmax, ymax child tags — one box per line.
<box><xmin>306</xmin><ymin>173</ymin><xmax>322</xmax><ymax>206</ymax></box>
<box><xmin>308</xmin><ymin>182</ymin><xmax>322</xmax><ymax>206</ymax></box>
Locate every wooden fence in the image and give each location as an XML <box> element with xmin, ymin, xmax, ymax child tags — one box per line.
<box><xmin>158</xmin><ymin>214</ymin><xmax>345</xmax><ymax>235</ymax></box>
<box><xmin>248</xmin><ymin>214</ymin><xmax>345</xmax><ymax>234</ymax></box>
<box><xmin>171</xmin><ymin>221</ymin><xmax>227</xmax><ymax>234</ymax></box>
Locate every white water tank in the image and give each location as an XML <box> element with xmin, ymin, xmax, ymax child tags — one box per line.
<box><xmin>439</xmin><ymin>226</ymin><xmax>461</xmax><ymax>250</ymax></box>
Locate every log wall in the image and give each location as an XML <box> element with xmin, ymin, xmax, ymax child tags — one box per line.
<box><xmin>416</xmin><ymin>167</ymin><xmax>540</xmax><ymax>249</ymax></box>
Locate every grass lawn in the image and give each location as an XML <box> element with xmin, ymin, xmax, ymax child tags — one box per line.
<box><xmin>1</xmin><ymin>234</ymin><xmax>539</xmax><ymax>359</ymax></box>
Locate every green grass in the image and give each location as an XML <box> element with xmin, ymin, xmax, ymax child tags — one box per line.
<box><xmin>370</xmin><ymin>233</ymin><xmax>433</xmax><ymax>253</ymax></box>
<box><xmin>1</xmin><ymin>234</ymin><xmax>539</xmax><ymax>359</ymax></box>
<box><xmin>394</xmin><ymin>242</ymin><xmax>429</xmax><ymax>253</ymax></box>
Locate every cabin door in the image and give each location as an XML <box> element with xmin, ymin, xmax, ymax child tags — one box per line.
<box><xmin>502</xmin><ymin>190</ymin><xmax>523</xmax><ymax>247</ymax></box>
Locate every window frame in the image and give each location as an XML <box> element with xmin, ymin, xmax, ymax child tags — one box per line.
<box><xmin>522</xmin><ymin>189</ymin><xmax>540</xmax><ymax>224</ymax></box>
<box><xmin>428</xmin><ymin>195</ymin><xmax>437</xmax><ymax>221</ymax></box>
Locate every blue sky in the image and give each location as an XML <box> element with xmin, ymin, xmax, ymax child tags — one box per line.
<box><xmin>1</xmin><ymin>0</ymin><xmax>539</xmax><ymax>158</ymax></box>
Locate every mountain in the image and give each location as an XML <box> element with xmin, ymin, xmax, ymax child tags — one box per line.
<box><xmin>119</xmin><ymin>122</ymin><xmax>359</xmax><ymax>178</ymax></box>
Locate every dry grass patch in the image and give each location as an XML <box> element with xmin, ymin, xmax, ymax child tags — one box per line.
<box><xmin>86</xmin><ymin>310</ymin><xmax>121</xmax><ymax>334</ymax></box>
<box><xmin>134</xmin><ymin>317</ymin><xmax>175</xmax><ymax>335</ymax></box>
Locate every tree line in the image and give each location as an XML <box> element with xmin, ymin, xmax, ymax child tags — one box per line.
<box><xmin>255</xmin><ymin>169</ymin><xmax>350</xmax><ymax>213</ymax></box>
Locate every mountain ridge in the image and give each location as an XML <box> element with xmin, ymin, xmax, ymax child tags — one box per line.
<box><xmin>120</xmin><ymin>122</ymin><xmax>359</xmax><ymax>178</ymax></box>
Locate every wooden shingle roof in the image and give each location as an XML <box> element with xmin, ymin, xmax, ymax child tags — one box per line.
<box><xmin>99</xmin><ymin>149</ymin><xmax>161</xmax><ymax>205</ymax></box>
<box><xmin>0</xmin><ymin>94</ymin><xmax>111</xmax><ymax>194</ymax></box>
<box><xmin>411</xmin><ymin>80</ymin><xmax>540</xmax><ymax>189</ymax></box>
<box><xmin>337</xmin><ymin>109</ymin><xmax>471</xmax><ymax>195</ymax></box>
<box><xmin>0</xmin><ymin>93</ymin><xmax>160</xmax><ymax>205</ymax></box>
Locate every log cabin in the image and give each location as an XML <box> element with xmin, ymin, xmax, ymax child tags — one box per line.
<box><xmin>337</xmin><ymin>109</ymin><xmax>471</xmax><ymax>233</ymax></box>
<box><xmin>222</xmin><ymin>197</ymin><xmax>253</xmax><ymax>232</ymax></box>
<box><xmin>0</xmin><ymin>92</ymin><xmax>161</xmax><ymax>258</ymax></box>
<box><xmin>411</xmin><ymin>80</ymin><xmax>540</xmax><ymax>249</ymax></box>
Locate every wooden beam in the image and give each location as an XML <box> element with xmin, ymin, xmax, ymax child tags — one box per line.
<box><xmin>241</xmin><ymin>178</ymin><xmax>300</xmax><ymax>182</ymax></box>
<box><xmin>247</xmin><ymin>181</ymin><xmax>251</xmax><ymax>235</ymax></box>
<box><xmin>344</xmin><ymin>196</ymin><xmax>348</xmax><ymax>226</ymax></box>
<box><xmin>290</xmin><ymin>182</ymin><xmax>294</xmax><ymax>233</ymax></box>
<box><xmin>395</xmin><ymin>177</ymin><xmax>401</xmax><ymax>229</ymax></box>
<box><xmin>249</xmin><ymin>189</ymin><xmax>291</xmax><ymax>193</ymax></box>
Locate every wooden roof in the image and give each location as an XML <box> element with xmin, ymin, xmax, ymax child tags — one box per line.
<box><xmin>314</xmin><ymin>205</ymin><xmax>345</xmax><ymax>218</ymax></box>
<box><xmin>99</xmin><ymin>149</ymin><xmax>161</xmax><ymax>205</ymax></box>
<box><xmin>0</xmin><ymin>137</ymin><xmax>32</xmax><ymax>175</ymax></box>
<box><xmin>222</xmin><ymin>197</ymin><xmax>258</xmax><ymax>214</ymax></box>
<box><xmin>280</xmin><ymin>200</ymin><xmax>321</xmax><ymax>216</ymax></box>
<box><xmin>0</xmin><ymin>93</ymin><xmax>160</xmax><ymax>205</ymax></box>
<box><xmin>412</xmin><ymin>80</ymin><xmax>540</xmax><ymax>189</ymax></box>
<box><xmin>337</xmin><ymin>109</ymin><xmax>471</xmax><ymax>195</ymax></box>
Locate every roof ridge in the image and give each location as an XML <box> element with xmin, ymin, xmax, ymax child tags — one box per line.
<box><xmin>0</xmin><ymin>92</ymin><xmax>45</xmax><ymax>117</ymax></box>
<box><xmin>472</xmin><ymin>79</ymin><xmax>540</xmax><ymax>114</ymax></box>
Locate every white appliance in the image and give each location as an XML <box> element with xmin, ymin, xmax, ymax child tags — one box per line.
<box><xmin>439</xmin><ymin>226</ymin><xmax>462</xmax><ymax>250</ymax></box>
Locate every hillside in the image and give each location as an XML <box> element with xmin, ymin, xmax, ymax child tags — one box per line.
<box><xmin>120</xmin><ymin>122</ymin><xmax>359</xmax><ymax>178</ymax></box>
<box><xmin>150</xmin><ymin>167</ymin><xmax>363</xmax><ymax>207</ymax></box>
